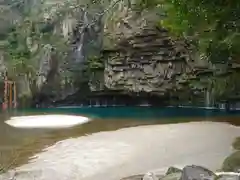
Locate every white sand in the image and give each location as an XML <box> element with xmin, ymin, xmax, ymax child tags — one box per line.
<box><xmin>5</xmin><ymin>115</ymin><xmax>91</xmax><ymax>128</ymax></box>
<box><xmin>1</xmin><ymin>121</ymin><xmax>240</xmax><ymax>180</ymax></box>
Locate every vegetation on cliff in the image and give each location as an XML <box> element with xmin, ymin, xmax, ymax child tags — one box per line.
<box><xmin>100</xmin><ymin>0</ymin><xmax>240</xmax><ymax>104</ymax></box>
<box><xmin>0</xmin><ymin>0</ymin><xmax>108</xmax><ymax>104</ymax></box>
<box><xmin>150</xmin><ymin>0</ymin><xmax>240</xmax><ymax>64</ymax></box>
<box><xmin>222</xmin><ymin>137</ymin><xmax>240</xmax><ymax>172</ymax></box>
<box><xmin>0</xmin><ymin>0</ymin><xmax>67</xmax><ymax>100</ymax></box>
<box><xmin>139</xmin><ymin>0</ymin><xmax>240</xmax><ymax>103</ymax></box>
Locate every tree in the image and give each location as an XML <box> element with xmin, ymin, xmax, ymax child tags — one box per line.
<box><xmin>157</xmin><ymin>0</ymin><xmax>240</xmax><ymax>64</ymax></box>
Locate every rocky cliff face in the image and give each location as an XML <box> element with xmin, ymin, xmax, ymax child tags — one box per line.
<box><xmin>2</xmin><ymin>0</ymin><xmax>105</xmax><ymax>106</ymax></box>
<box><xmin>86</xmin><ymin>25</ymin><xmax>240</xmax><ymax>107</ymax></box>
<box><xmin>103</xmin><ymin>0</ymin><xmax>161</xmax><ymax>48</ymax></box>
<box><xmin>2</xmin><ymin>0</ymin><xmax>239</xmax><ymax>107</ymax></box>
<box><xmin>103</xmin><ymin>26</ymin><xmax>194</xmax><ymax>97</ymax></box>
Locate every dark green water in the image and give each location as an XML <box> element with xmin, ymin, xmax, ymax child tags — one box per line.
<box><xmin>15</xmin><ymin>106</ymin><xmax>240</xmax><ymax>119</ymax></box>
<box><xmin>0</xmin><ymin>106</ymin><xmax>239</xmax><ymax>171</ymax></box>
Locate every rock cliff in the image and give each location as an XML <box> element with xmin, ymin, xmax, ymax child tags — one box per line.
<box><xmin>1</xmin><ymin>0</ymin><xmax>240</xmax><ymax>107</ymax></box>
<box><xmin>85</xmin><ymin>25</ymin><xmax>240</xmax><ymax>107</ymax></box>
<box><xmin>0</xmin><ymin>0</ymin><xmax>105</xmax><ymax>107</ymax></box>
<box><xmin>103</xmin><ymin>26</ymin><xmax>193</xmax><ymax>97</ymax></box>
<box><xmin>84</xmin><ymin>25</ymin><xmax>206</xmax><ymax>106</ymax></box>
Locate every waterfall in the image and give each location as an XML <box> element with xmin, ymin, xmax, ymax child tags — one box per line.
<box><xmin>113</xmin><ymin>97</ymin><xmax>116</xmax><ymax>106</ymax></box>
<box><xmin>219</xmin><ymin>103</ymin><xmax>226</xmax><ymax>110</ymax></box>
<box><xmin>62</xmin><ymin>16</ymin><xmax>75</xmax><ymax>39</ymax></box>
<box><xmin>205</xmin><ymin>89</ymin><xmax>211</xmax><ymax>108</ymax></box>
<box><xmin>75</xmin><ymin>11</ymin><xmax>88</xmax><ymax>64</ymax></box>
<box><xmin>235</xmin><ymin>102</ymin><xmax>240</xmax><ymax>110</ymax></box>
<box><xmin>103</xmin><ymin>100</ymin><xmax>107</xmax><ymax>107</ymax></box>
<box><xmin>95</xmin><ymin>100</ymin><xmax>100</xmax><ymax>107</ymax></box>
<box><xmin>71</xmin><ymin>8</ymin><xmax>103</xmax><ymax>68</ymax></box>
<box><xmin>36</xmin><ymin>44</ymin><xmax>52</xmax><ymax>90</ymax></box>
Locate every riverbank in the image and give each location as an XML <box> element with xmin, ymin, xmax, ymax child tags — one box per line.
<box><xmin>1</xmin><ymin>121</ymin><xmax>239</xmax><ymax>180</ymax></box>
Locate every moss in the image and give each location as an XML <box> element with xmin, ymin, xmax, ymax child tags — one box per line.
<box><xmin>233</xmin><ymin>137</ymin><xmax>240</xmax><ymax>150</ymax></box>
<box><xmin>87</xmin><ymin>56</ymin><xmax>104</xmax><ymax>70</ymax></box>
<box><xmin>222</xmin><ymin>137</ymin><xmax>240</xmax><ymax>172</ymax></box>
<box><xmin>222</xmin><ymin>151</ymin><xmax>240</xmax><ymax>172</ymax></box>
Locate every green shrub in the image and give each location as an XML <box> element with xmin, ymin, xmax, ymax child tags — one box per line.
<box><xmin>233</xmin><ymin>137</ymin><xmax>240</xmax><ymax>150</ymax></box>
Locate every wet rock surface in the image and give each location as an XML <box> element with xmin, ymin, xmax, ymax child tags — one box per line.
<box><xmin>216</xmin><ymin>174</ymin><xmax>240</xmax><ymax>180</ymax></box>
<box><xmin>121</xmin><ymin>165</ymin><xmax>240</xmax><ymax>180</ymax></box>
<box><xmin>181</xmin><ymin>165</ymin><xmax>216</xmax><ymax>180</ymax></box>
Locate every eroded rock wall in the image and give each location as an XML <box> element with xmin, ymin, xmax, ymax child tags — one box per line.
<box><xmin>103</xmin><ymin>27</ymin><xmax>194</xmax><ymax>97</ymax></box>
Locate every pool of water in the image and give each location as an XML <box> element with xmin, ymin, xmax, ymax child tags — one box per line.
<box><xmin>0</xmin><ymin>106</ymin><xmax>239</xmax><ymax>180</ymax></box>
<box><xmin>16</xmin><ymin>106</ymin><xmax>240</xmax><ymax>120</ymax></box>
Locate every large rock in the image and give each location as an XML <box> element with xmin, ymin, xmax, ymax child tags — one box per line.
<box><xmin>166</xmin><ymin>167</ymin><xmax>183</xmax><ymax>175</ymax></box>
<box><xmin>161</xmin><ymin>172</ymin><xmax>182</xmax><ymax>180</ymax></box>
<box><xmin>232</xmin><ymin>137</ymin><xmax>240</xmax><ymax>150</ymax></box>
<box><xmin>222</xmin><ymin>151</ymin><xmax>240</xmax><ymax>172</ymax></box>
<box><xmin>216</xmin><ymin>173</ymin><xmax>240</xmax><ymax>180</ymax></box>
<box><xmin>36</xmin><ymin>44</ymin><xmax>55</xmax><ymax>90</ymax></box>
<box><xmin>181</xmin><ymin>165</ymin><xmax>217</xmax><ymax>180</ymax></box>
<box><xmin>103</xmin><ymin>26</ymin><xmax>194</xmax><ymax>97</ymax></box>
<box><xmin>120</xmin><ymin>165</ymin><xmax>240</xmax><ymax>180</ymax></box>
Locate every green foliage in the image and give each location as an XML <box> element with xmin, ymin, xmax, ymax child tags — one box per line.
<box><xmin>188</xmin><ymin>79</ymin><xmax>206</xmax><ymax>90</ymax></box>
<box><xmin>131</xmin><ymin>0</ymin><xmax>240</xmax><ymax>64</ymax></box>
<box><xmin>212</xmin><ymin>72</ymin><xmax>240</xmax><ymax>99</ymax></box>
<box><xmin>87</xmin><ymin>55</ymin><xmax>104</xmax><ymax>70</ymax></box>
<box><xmin>158</xmin><ymin>0</ymin><xmax>240</xmax><ymax>64</ymax></box>
<box><xmin>2</xmin><ymin>2</ymin><xmax>68</xmax><ymax>76</ymax></box>
<box><xmin>134</xmin><ymin>0</ymin><xmax>240</xmax><ymax>98</ymax></box>
<box><xmin>133</xmin><ymin>0</ymin><xmax>162</xmax><ymax>10</ymax></box>
<box><xmin>223</xmin><ymin>137</ymin><xmax>240</xmax><ymax>172</ymax></box>
<box><xmin>222</xmin><ymin>151</ymin><xmax>240</xmax><ymax>172</ymax></box>
<box><xmin>233</xmin><ymin>137</ymin><xmax>240</xmax><ymax>150</ymax></box>
<box><xmin>4</xmin><ymin>20</ymin><xmax>37</xmax><ymax>78</ymax></box>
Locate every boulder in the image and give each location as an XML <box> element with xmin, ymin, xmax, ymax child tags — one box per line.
<box><xmin>120</xmin><ymin>174</ymin><xmax>144</xmax><ymax>180</ymax></box>
<box><xmin>216</xmin><ymin>172</ymin><xmax>240</xmax><ymax>180</ymax></box>
<box><xmin>232</xmin><ymin>137</ymin><xmax>240</xmax><ymax>150</ymax></box>
<box><xmin>222</xmin><ymin>151</ymin><xmax>240</xmax><ymax>172</ymax></box>
<box><xmin>120</xmin><ymin>165</ymin><xmax>240</xmax><ymax>180</ymax></box>
<box><xmin>166</xmin><ymin>167</ymin><xmax>183</xmax><ymax>175</ymax></box>
<box><xmin>181</xmin><ymin>165</ymin><xmax>217</xmax><ymax>180</ymax></box>
<box><xmin>161</xmin><ymin>172</ymin><xmax>182</xmax><ymax>180</ymax></box>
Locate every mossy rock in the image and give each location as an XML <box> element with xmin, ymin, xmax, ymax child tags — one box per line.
<box><xmin>166</xmin><ymin>167</ymin><xmax>182</xmax><ymax>175</ymax></box>
<box><xmin>222</xmin><ymin>151</ymin><xmax>240</xmax><ymax>172</ymax></box>
<box><xmin>232</xmin><ymin>137</ymin><xmax>240</xmax><ymax>150</ymax></box>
